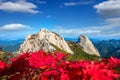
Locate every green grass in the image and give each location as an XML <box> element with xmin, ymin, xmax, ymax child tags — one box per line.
<box><xmin>66</xmin><ymin>41</ymin><xmax>101</xmax><ymax>61</ymax></box>
<box><xmin>50</xmin><ymin>43</ymin><xmax>68</xmax><ymax>54</ymax></box>
<box><xmin>50</xmin><ymin>41</ymin><xmax>101</xmax><ymax>61</ymax></box>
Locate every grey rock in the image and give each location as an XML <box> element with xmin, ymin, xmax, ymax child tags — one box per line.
<box><xmin>77</xmin><ymin>35</ymin><xmax>100</xmax><ymax>56</ymax></box>
<box><xmin>17</xmin><ymin>28</ymin><xmax>73</xmax><ymax>54</ymax></box>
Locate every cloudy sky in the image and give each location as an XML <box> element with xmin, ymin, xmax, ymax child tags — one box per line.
<box><xmin>0</xmin><ymin>0</ymin><xmax>120</xmax><ymax>40</ymax></box>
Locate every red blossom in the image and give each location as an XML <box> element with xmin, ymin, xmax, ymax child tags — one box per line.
<box><xmin>0</xmin><ymin>61</ymin><xmax>5</xmax><ymax>70</ymax></box>
<box><xmin>61</xmin><ymin>73</ymin><xmax>70</xmax><ymax>80</ymax></box>
<box><xmin>0</xmin><ymin>50</ymin><xmax>119</xmax><ymax>80</ymax></box>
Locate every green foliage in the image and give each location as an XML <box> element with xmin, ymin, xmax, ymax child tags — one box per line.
<box><xmin>0</xmin><ymin>50</ymin><xmax>14</xmax><ymax>63</ymax></box>
<box><xmin>67</xmin><ymin>41</ymin><xmax>101</xmax><ymax>61</ymax></box>
<box><xmin>49</xmin><ymin>41</ymin><xmax>101</xmax><ymax>61</ymax></box>
<box><xmin>50</xmin><ymin>43</ymin><xmax>68</xmax><ymax>54</ymax></box>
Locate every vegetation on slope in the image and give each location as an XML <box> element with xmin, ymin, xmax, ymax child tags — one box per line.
<box><xmin>66</xmin><ymin>41</ymin><xmax>101</xmax><ymax>61</ymax></box>
<box><xmin>0</xmin><ymin>40</ymin><xmax>101</xmax><ymax>62</ymax></box>
<box><xmin>0</xmin><ymin>48</ymin><xmax>14</xmax><ymax>63</ymax></box>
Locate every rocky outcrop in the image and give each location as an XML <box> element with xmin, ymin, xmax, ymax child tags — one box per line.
<box><xmin>17</xmin><ymin>28</ymin><xmax>73</xmax><ymax>54</ymax></box>
<box><xmin>0</xmin><ymin>49</ymin><xmax>4</xmax><ymax>55</ymax></box>
<box><xmin>77</xmin><ymin>35</ymin><xmax>100</xmax><ymax>56</ymax></box>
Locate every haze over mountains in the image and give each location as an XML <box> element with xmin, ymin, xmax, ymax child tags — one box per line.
<box><xmin>0</xmin><ymin>39</ymin><xmax>22</xmax><ymax>52</ymax></box>
<box><xmin>93</xmin><ymin>40</ymin><xmax>120</xmax><ymax>58</ymax></box>
<box><xmin>0</xmin><ymin>28</ymin><xmax>120</xmax><ymax>58</ymax></box>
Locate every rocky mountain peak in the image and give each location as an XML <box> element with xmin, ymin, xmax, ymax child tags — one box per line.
<box><xmin>77</xmin><ymin>35</ymin><xmax>100</xmax><ymax>56</ymax></box>
<box><xmin>17</xmin><ymin>28</ymin><xmax>73</xmax><ymax>54</ymax></box>
<box><xmin>40</xmin><ymin>28</ymin><xmax>49</xmax><ymax>33</ymax></box>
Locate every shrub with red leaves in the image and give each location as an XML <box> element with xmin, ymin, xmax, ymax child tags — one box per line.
<box><xmin>0</xmin><ymin>50</ymin><xmax>120</xmax><ymax>80</ymax></box>
<box><xmin>0</xmin><ymin>61</ymin><xmax>5</xmax><ymax>70</ymax></box>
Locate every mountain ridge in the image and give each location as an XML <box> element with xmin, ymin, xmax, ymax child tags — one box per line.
<box><xmin>17</xmin><ymin>28</ymin><xmax>73</xmax><ymax>54</ymax></box>
<box><xmin>0</xmin><ymin>29</ymin><xmax>120</xmax><ymax>58</ymax></box>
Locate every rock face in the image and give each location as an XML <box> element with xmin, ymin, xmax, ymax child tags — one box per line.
<box><xmin>77</xmin><ymin>35</ymin><xmax>100</xmax><ymax>56</ymax></box>
<box><xmin>17</xmin><ymin>28</ymin><xmax>73</xmax><ymax>54</ymax></box>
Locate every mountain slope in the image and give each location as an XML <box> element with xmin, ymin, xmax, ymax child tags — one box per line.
<box><xmin>17</xmin><ymin>28</ymin><xmax>73</xmax><ymax>54</ymax></box>
<box><xmin>77</xmin><ymin>35</ymin><xmax>100</xmax><ymax>56</ymax></box>
<box><xmin>67</xmin><ymin>41</ymin><xmax>100</xmax><ymax>60</ymax></box>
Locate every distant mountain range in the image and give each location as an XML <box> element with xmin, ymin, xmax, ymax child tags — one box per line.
<box><xmin>0</xmin><ymin>39</ymin><xmax>23</xmax><ymax>46</ymax></box>
<box><xmin>0</xmin><ymin>29</ymin><xmax>101</xmax><ymax>61</ymax></box>
<box><xmin>65</xmin><ymin>38</ymin><xmax>120</xmax><ymax>58</ymax></box>
<box><xmin>0</xmin><ymin>38</ymin><xmax>120</xmax><ymax>58</ymax></box>
<box><xmin>0</xmin><ymin>39</ymin><xmax>23</xmax><ymax>52</ymax></box>
<box><xmin>92</xmin><ymin>39</ymin><xmax>120</xmax><ymax>58</ymax></box>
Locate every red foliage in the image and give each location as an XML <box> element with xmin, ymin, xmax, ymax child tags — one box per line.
<box><xmin>0</xmin><ymin>50</ymin><xmax>120</xmax><ymax>80</ymax></box>
<box><xmin>0</xmin><ymin>61</ymin><xmax>5</xmax><ymax>70</ymax></box>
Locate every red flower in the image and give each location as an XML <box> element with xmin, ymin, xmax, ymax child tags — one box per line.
<box><xmin>0</xmin><ymin>61</ymin><xmax>5</xmax><ymax>70</ymax></box>
<box><xmin>0</xmin><ymin>50</ymin><xmax>119</xmax><ymax>80</ymax></box>
<box><xmin>108</xmin><ymin>57</ymin><xmax>120</xmax><ymax>67</ymax></box>
<box><xmin>61</xmin><ymin>73</ymin><xmax>70</xmax><ymax>80</ymax></box>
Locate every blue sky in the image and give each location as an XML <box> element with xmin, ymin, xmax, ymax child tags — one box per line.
<box><xmin>0</xmin><ymin>0</ymin><xmax>120</xmax><ymax>40</ymax></box>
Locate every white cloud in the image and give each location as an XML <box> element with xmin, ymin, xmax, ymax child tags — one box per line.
<box><xmin>52</xmin><ymin>20</ymin><xmax>120</xmax><ymax>38</ymax></box>
<box><xmin>105</xmin><ymin>17</ymin><xmax>120</xmax><ymax>27</ymax></box>
<box><xmin>0</xmin><ymin>23</ymin><xmax>35</xmax><ymax>40</ymax></box>
<box><xmin>52</xmin><ymin>27</ymin><xmax>101</xmax><ymax>38</ymax></box>
<box><xmin>0</xmin><ymin>0</ymin><xmax>39</xmax><ymax>14</ymax></box>
<box><xmin>53</xmin><ymin>27</ymin><xmax>100</xmax><ymax>35</ymax></box>
<box><xmin>64</xmin><ymin>1</ymin><xmax>93</xmax><ymax>6</ymax></box>
<box><xmin>92</xmin><ymin>0</ymin><xmax>120</xmax><ymax>39</ymax></box>
<box><xmin>0</xmin><ymin>24</ymin><xmax>32</xmax><ymax>31</ymax></box>
<box><xmin>94</xmin><ymin>0</ymin><xmax>120</xmax><ymax>17</ymax></box>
